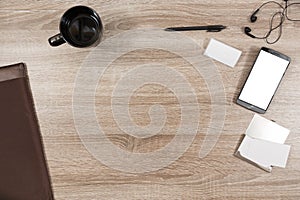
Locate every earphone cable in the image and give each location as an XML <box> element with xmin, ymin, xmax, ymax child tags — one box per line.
<box><xmin>265</xmin><ymin>11</ymin><xmax>285</xmax><ymax>44</ymax></box>
<box><xmin>249</xmin><ymin>0</ymin><xmax>298</xmax><ymax>44</ymax></box>
<box><xmin>285</xmin><ymin>2</ymin><xmax>300</xmax><ymax>22</ymax></box>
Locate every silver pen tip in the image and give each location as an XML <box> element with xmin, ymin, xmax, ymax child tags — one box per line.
<box><xmin>164</xmin><ymin>28</ymin><xmax>175</xmax><ymax>32</ymax></box>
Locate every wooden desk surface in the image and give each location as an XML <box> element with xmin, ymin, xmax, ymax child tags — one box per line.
<box><xmin>1</xmin><ymin>0</ymin><xmax>300</xmax><ymax>199</ymax></box>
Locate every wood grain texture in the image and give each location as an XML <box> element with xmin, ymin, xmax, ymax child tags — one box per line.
<box><xmin>1</xmin><ymin>0</ymin><xmax>300</xmax><ymax>199</ymax></box>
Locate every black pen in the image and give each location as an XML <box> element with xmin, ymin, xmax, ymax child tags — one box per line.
<box><xmin>165</xmin><ymin>25</ymin><xmax>227</xmax><ymax>32</ymax></box>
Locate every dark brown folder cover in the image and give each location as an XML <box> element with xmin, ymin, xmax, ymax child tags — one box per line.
<box><xmin>0</xmin><ymin>63</ymin><xmax>54</xmax><ymax>200</ymax></box>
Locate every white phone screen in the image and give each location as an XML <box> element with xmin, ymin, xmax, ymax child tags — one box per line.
<box><xmin>239</xmin><ymin>50</ymin><xmax>289</xmax><ymax>110</ymax></box>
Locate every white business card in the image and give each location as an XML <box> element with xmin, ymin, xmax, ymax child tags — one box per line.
<box><xmin>204</xmin><ymin>38</ymin><xmax>242</xmax><ymax>68</ymax></box>
<box><xmin>246</xmin><ymin>114</ymin><xmax>290</xmax><ymax>144</ymax></box>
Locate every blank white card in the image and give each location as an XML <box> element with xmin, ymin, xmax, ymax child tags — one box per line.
<box><xmin>204</xmin><ymin>38</ymin><xmax>242</xmax><ymax>68</ymax></box>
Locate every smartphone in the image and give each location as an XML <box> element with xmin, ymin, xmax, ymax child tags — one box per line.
<box><xmin>237</xmin><ymin>47</ymin><xmax>291</xmax><ymax>113</ymax></box>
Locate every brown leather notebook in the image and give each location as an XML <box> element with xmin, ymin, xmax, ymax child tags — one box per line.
<box><xmin>0</xmin><ymin>63</ymin><xmax>54</xmax><ymax>200</ymax></box>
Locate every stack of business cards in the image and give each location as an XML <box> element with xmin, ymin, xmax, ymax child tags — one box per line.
<box><xmin>236</xmin><ymin>114</ymin><xmax>291</xmax><ymax>172</ymax></box>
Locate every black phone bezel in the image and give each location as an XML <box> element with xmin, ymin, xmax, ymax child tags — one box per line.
<box><xmin>237</xmin><ymin>47</ymin><xmax>291</xmax><ymax>114</ymax></box>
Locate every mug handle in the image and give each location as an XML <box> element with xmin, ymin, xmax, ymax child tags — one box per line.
<box><xmin>48</xmin><ymin>33</ymin><xmax>66</xmax><ymax>47</ymax></box>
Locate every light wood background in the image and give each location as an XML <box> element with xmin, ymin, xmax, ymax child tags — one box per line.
<box><xmin>1</xmin><ymin>0</ymin><xmax>300</xmax><ymax>199</ymax></box>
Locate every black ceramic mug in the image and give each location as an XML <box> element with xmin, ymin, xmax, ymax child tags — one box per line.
<box><xmin>48</xmin><ymin>6</ymin><xmax>103</xmax><ymax>48</ymax></box>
